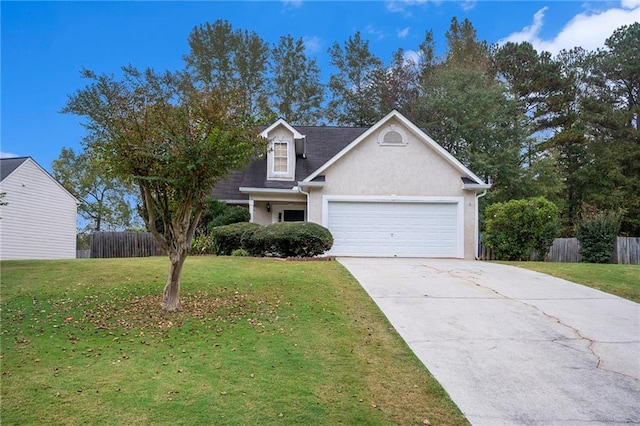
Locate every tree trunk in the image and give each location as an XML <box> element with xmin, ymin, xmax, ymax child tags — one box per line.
<box><xmin>162</xmin><ymin>248</ymin><xmax>188</xmax><ymax>312</ymax></box>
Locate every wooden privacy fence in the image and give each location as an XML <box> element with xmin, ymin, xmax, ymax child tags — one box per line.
<box><xmin>480</xmin><ymin>237</ymin><xmax>640</xmax><ymax>264</ymax></box>
<box><xmin>91</xmin><ymin>232</ymin><xmax>165</xmax><ymax>258</ymax></box>
<box><xmin>613</xmin><ymin>237</ymin><xmax>640</xmax><ymax>264</ymax></box>
<box><xmin>546</xmin><ymin>238</ymin><xmax>582</xmax><ymax>263</ymax></box>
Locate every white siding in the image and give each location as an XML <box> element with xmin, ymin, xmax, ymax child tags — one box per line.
<box><xmin>0</xmin><ymin>159</ymin><xmax>77</xmax><ymax>260</ymax></box>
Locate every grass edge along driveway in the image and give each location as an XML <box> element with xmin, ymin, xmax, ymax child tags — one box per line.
<box><xmin>0</xmin><ymin>256</ymin><xmax>468</xmax><ymax>426</ymax></box>
<box><xmin>502</xmin><ymin>261</ymin><xmax>640</xmax><ymax>304</ymax></box>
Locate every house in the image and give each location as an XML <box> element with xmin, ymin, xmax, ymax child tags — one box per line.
<box><xmin>212</xmin><ymin>110</ymin><xmax>490</xmax><ymax>259</ymax></box>
<box><xmin>0</xmin><ymin>157</ymin><xmax>77</xmax><ymax>260</ymax></box>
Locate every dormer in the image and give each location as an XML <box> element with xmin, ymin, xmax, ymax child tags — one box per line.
<box><xmin>260</xmin><ymin>119</ymin><xmax>304</xmax><ymax>181</ymax></box>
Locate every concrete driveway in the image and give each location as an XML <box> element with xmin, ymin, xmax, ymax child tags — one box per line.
<box><xmin>338</xmin><ymin>258</ymin><xmax>640</xmax><ymax>426</ymax></box>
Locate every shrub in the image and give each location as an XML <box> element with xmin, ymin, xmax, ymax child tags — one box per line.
<box><xmin>190</xmin><ymin>234</ymin><xmax>217</xmax><ymax>255</ymax></box>
<box><xmin>207</xmin><ymin>206</ymin><xmax>250</xmax><ymax>229</ymax></box>
<box><xmin>198</xmin><ymin>199</ymin><xmax>250</xmax><ymax>234</ymax></box>
<box><xmin>576</xmin><ymin>211</ymin><xmax>621</xmax><ymax>263</ymax></box>
<box><xmin>484</xmin><ymin>197</ymin><xmax>560</xmax><ymax>261</ymax></box>
<box><xmin>245</xmin><ymin>222</ymin><xmax>333</xmax><ymax>258</ymax></box>
<box><xmin>211</xmin><ymin>222</ymin><xmax>261</xmax><ymax>255</ymax></box>
<box><xmin>231</xmin><ymin>248</ymin><xmax>249</xmax><ymax>257</ymax></box>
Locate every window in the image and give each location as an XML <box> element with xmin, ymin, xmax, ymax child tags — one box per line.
<box><xmin>273</xmin><ymin>142</ymin><xmax>288</xmax><ymax>173</ymax></box>
<box><xmin>283</xmin><ymin>210</ymin><xmax>305</xmax><ymax>222</ymax></box>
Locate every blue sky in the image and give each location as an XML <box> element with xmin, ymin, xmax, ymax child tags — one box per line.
<box><xmin>2</xmin><ymin>1</ymin><xmax>639</xmax><ymax>172</ymax></box>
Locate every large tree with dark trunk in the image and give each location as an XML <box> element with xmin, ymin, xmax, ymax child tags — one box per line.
<box><xmin>63</xmin><ymin>66</ymin><xmax>265</xmax><ymax>311</ymax></box>
<box><xmin>52</xmin><ymin>146</ymin><xmax>135</xmax><ymax>232</ymax></box>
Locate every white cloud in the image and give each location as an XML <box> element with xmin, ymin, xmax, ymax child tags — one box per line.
<box><xmin>386</xmin><ymin>0</ymin><xmax>474</xmax><ymax>15</ymax></box>
<box><xmin>385</xmin><ymin>0</ymin><xmax>428</xmax><ymax>17</ymax></box>
<box><xmin>460</xmin><ymin>0</ymin><xmax>476</xmax><ymax>12</ymax></box>
<box><xmin>498</xmin><ymin>2</ymin><xmax>640</xmax><ymax>55</ymax></box>
<box><xmin>397</xmin><ymin>27</ymin><xmax>410</xmax><ymax>38</ymax></box>
<box><xmin>366</xmin><ymin>24</ymin><xmax>387</xmax><ymax>40</ymax></box>
<box><xmin>282</xmin><ymin>0</ymin><xmax>303</xmax><ymax>7</ymax></box>
<box><xmin>622</xmin><ymin>0</ymin><xmax>640</xmax><ymax>7</ymax></box>
<box><xmin>303</xmin><ymin>35</ymin><xmax>322</xmax><ymax>54</ymax></box>
<box><xmin>0</xmin><ymin>151</ymin><xmax>20</xmax><ymax>159</ymax></box>
<box><xmin>403</xmin><ymin>49</ymin><xmax>421</xmax><ymax>66</ymax></box>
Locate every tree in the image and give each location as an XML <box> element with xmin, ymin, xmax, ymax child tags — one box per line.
<box><xmin>373</xmin><ymin>48</ymin><xmax>421</xmax><ymax>118</ymax></box>
<box><xmin>416</xmin><ymin>65</ymin><xmax>525</xmax><ymax>202</ymax></box>
<box><xmin>52</xmin><ymin>147</ymin><xmax>135</xmax><ymax>231</ymax></box>
<box><xmin>63</xmin><ymin>66</ymin><xmax>266</xmax><ymax>311</ymax></box>
<box><xmin>270</xmin><ymin>35</ymin><xmax>324</xmax><ymax>125</ymax></box>
<box><xmin>492</xmin><ymin>42</ymin><xmax>565</xmax><ymax>168</ymax></box>
<box><xmin>596</xmin><ymin>23</ymin><xmax>640</xmax><ymax>131</ymax></box>
<box><xmin>403</xmin><ymin>18</ymin><xmax>534</xmax><ymax>206</ymax></box>
<box><xmin>327</xmin><ymin>31</ymin><xmax>384</xmax><ymax>126</ymax></box>
<box><xmin>444</xmin><ymin>17</ymin><xmax>491</xmax><ymax>73</ymax></box>
<box><xmin>584</xmin><ymin>23</ymin><xmax>640</xmax><ymax>234</ymax></box>
<box><xmin>184</xmin><ymin>20</ymin><xmax>271</xmax><ymax>119</ymax></box>
<box><xmin>194</xmin><ymin>198</ymin><xmax>250</xmax><ymax>234</ymax></box>
<box><xmin>416</xmin><ymin>30</ymin><xmax>438</xmax><ymax>88</ymax></box>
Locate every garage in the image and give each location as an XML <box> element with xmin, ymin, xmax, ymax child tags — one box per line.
<box><xmin>326</xmin><ymin>199</ymin><xmax>462</xmax><ymax>257</ymax></box>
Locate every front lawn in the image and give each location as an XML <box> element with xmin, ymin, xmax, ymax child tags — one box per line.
<box><xmin>505</xmin><ymin>262</ymin><xmax>640</xmax><ymax>303</ymax></box>
<box><xmin>0</xmin><ymin>257</ymin><xmax>467</xmax><ymax>425</ymax></box>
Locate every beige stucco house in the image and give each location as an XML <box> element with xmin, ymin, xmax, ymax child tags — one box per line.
<box><xmin>212</xmin><ymin>110</ymin><xmax>490</xmax><ymax>259</ymax></box>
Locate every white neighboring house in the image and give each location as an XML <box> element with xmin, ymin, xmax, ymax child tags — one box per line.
<box><xmin>0</xmin><ymin>157</ymin><xmax>78</xmax><ymax>260</ymax></box>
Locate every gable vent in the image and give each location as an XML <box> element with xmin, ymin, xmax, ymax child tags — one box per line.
<box><xmin>383</xmin><ymin>130</ymin><xmax>403</xmax><ymax>145</ymax></box>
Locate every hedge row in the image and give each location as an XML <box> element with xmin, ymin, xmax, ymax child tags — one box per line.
<box><xmin>203</xmin><ymin>221</ymin><xmax>333</xmax><ymax>258</ymax></box>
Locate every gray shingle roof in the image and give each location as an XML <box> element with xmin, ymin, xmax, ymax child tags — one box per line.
<box><xmin>212</xmin><ymin>126</ymin><xmax>368</xmax><ymax>200</ymax></box>
<box><xmin>1</xmin><ymin>157</ymin><xmax>29</xmax><ymax>182</ymax></box>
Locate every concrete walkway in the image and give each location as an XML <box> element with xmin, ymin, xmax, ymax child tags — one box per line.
<box><xmin>338</xmin><ymin>258</ymin><xmax>640</xmax><ymax>426</ymax></box>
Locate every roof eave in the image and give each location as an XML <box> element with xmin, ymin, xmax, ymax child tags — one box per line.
<box><xmin>463</xmin><ymin>183</ymin><xmax>492</xmax><ymax>191</ymax></box>
<box><xmin>297</xmin><ymin>181</ymin><xmax>325</xmax><ymax>188</ymax></box>
<box><xmin>239</xmin><ymin>186</ymin><xmax>298</xmax><ymax>194</ymax></box>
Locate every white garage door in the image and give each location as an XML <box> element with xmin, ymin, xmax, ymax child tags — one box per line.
<box><xmin>327</xmin><ymin>201</ymin><xmax>459</xmax><ymax>257</ymax></box>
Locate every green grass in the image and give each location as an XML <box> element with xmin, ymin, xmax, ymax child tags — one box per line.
<box><xmin>504</xmin><ymin>262</ymin><xmax>640</xmax><ymax>303</ymax></box>
<box><xmin>1</xmin><ymin>257</ymin><xmax>467</xmax><ymax>425</ymax></box>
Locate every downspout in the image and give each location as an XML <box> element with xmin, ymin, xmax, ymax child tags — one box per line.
<box><xmin>298</xmin><ymin>186</ymin><xmax>310</xmax><ymax>221</ymax></box>
<box><xmin>248</xmin><ymin>199</ymin><xmax>255</xmax><ymax>223</ymax></box>
<box><xmin>475</xmin><ymin>190</ymin><xmax>487</xmax><ymax>260</ymax></box>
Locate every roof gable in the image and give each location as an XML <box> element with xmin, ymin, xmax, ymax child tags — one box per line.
<box><xmin>0</xmin><ymin>157</ymin><xmax>78</xmax><ymax>202</ymax></box>
<box><xmin>303</xmin><ymin>110</ymin><xmax>487</xmax><ymax>186</ymax></box>
<box><xmin>1</xmin><ymin>157</ymin><xmax>29</xmax><ymax>182</ymax></box>
<box><xmin>260</xmin><ymin>118</ymin><xmax>304</xmax><ymax>139</ymax></box>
